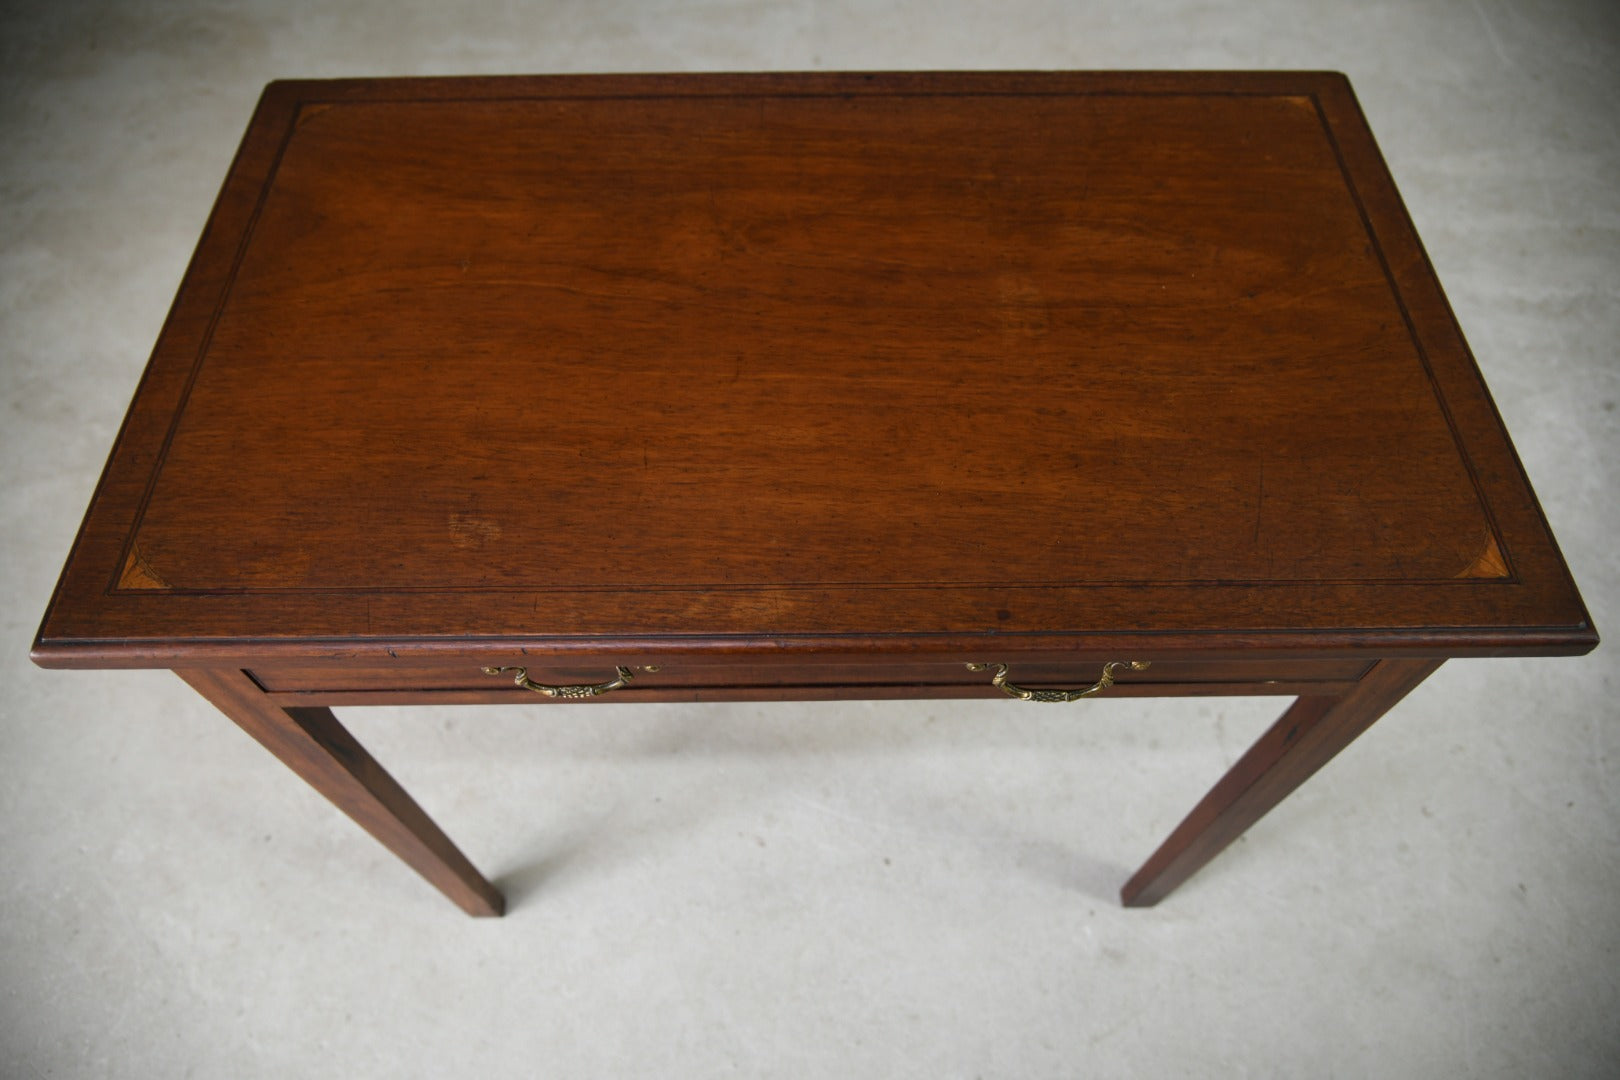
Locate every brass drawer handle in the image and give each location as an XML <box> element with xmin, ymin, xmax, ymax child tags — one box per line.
<box><xmin>966</xmin><ymin>661</ymin><xmax>1151</xmax><ymax>702</ymax></box>
<box><xmin>483</xmin><ymin>665</ymin><xmax>633</xmax><ymax>698</ymax></box>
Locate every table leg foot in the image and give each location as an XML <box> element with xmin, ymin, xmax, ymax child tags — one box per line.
<box><xmin>178</xmin><ymin>668</ymin><xmax>505</xmax><ymax>917</ymax></box>
<box><xmin>1120</xmin><ymin>658</ymin><xmax>1441</xmax><ymax>908</ymax></box>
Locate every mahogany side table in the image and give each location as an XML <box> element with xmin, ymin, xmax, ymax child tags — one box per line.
<box><xmin>33</xmin><ymin>72</ymin><xmax>1596</xmax><ymax>916</ymax></box>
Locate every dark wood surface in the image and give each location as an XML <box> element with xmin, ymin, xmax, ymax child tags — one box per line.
<box><xmin>178</xmin><ymin>668</ymin><xmax>504</xmax><ymax>916</ymax></box>
<box><xmin>245</xmin><ymin>656</ymin><xmax>1371</xmax><ymax>691</ymax></box>
<box><xmin>1121</xmin><ymin>657</ymin><xmax>1443</xmax><ymax>906</ymax></box>
<box><xmin>33</xmin><ymin>71</ymin><xmax>1594</xmax><ymax>664</ymax></box>
<box><xmin>30</xmin><ymin>73</ymin><xmax>1596</xmax><ymax>914</ymax></box>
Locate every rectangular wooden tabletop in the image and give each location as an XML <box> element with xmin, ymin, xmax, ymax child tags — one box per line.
<box><xmin>35</xmin><ymin>71</ymin><xmax>1594</xmax><ymax>664</ymax></box>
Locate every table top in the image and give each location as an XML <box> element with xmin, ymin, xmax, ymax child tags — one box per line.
<box><xmin>34</xmin><ymin>72</ymin><xmax>1595</xmax><ymax>665</ymax></box>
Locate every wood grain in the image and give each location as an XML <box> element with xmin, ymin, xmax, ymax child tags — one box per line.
<box><xmin>33</xmin><ymin>72</ymin><xmax>1594</xmax><ymax>661</ymax></box>
<box><xmin>244</xmin><ymin>656</ymin><xmax>1371</xmax><ymax>692</ymax></box>
<box><xmin>136</xmin><ymin>92</ymin><xmax>1480</xmax><ymax>589</ymax></box>
<box><xmin>28</xmin><ymin>73</ymin><xmax>1597</xmax><ymax>914</ymax></box>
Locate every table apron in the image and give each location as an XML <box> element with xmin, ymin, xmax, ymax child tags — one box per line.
<box><xmin>242</xmin><ymin>656</ymin><xmax>1374</xmax><ymax>705</ymax></box>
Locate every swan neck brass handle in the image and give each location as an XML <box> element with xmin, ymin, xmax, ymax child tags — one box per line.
<box><xmin>966</xmin><ymin>661</ymin><xmax>1150</xmax><ymax>702</ymax></box>
<box><xmin>483</xmin><ymin>665</ymin><xmax>633</xmax><ymax>698</ymax></box>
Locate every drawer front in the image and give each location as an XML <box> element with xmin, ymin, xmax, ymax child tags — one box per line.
<box><xmin>247</xmin><ymin>657</ymin><xmax>1373</xmax><ymax>699</ymax></box>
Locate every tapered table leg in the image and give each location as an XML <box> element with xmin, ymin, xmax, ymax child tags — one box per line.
<box><xmin>1121</xmin><ymin>658</ymin><xmax>1442</xmax><ymax>908</ymax></box>
<box><xmin>178</xmin><ymin>668</ymin><xmax>505</xmax><ymax>917</ymax></box>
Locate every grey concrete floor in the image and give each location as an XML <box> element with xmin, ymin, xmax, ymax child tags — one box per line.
<box><xmin>3</xmin><ymin>1</ymin><xmax>1616</xmax><ymax>1076</ymax></box>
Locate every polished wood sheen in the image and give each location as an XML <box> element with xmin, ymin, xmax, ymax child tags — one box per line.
<box><xmin>34</xmin><ymin>73</ymin><xmax>1595</xmax><ymax>915</ymax></box>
